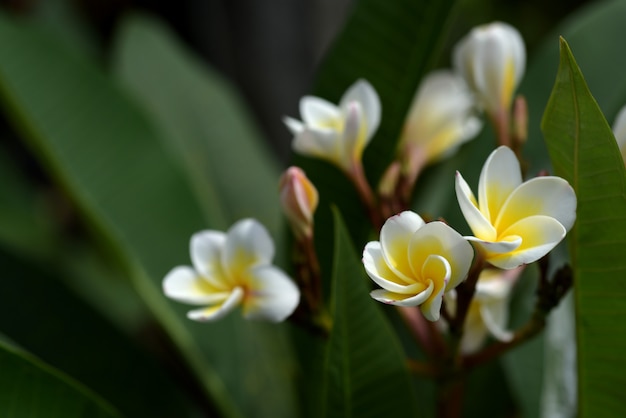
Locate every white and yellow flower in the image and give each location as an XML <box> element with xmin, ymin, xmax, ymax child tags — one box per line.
<box><xmin>400</xmin><ymin>70</ymin><xmax>482</xmax><ymax>165</ymax></box>
<box><xmin>453</xmin><ymin>22</ymin><xmax>525</xmax><ymax>119</ymax></box>
<box><xmin>362</xmin><ymin>211</ymin><xmax>474</xmax><ymax>321</ymax></box>
<box><xmin>284</xmin><ymin>79</ymin><xmax>381</xmax><ymax>172</ymax></box>
<box><xmin>279</xmin><ymin>166</ymin><xmax>318</xmax><ymax>239</ymax></box>
<box><xmin>456</xmin><ymin>146</ymin><xmax>577</xmax><ymax>269</ymax></box>
<box><xmin>163</xmin><ymin>219</ymin><xmax>300</xmax><ymax>322</ymax></box>
<box><xmin>444</xmin><ymin>267</ymin><xmax>522</xmax><ymax>354</ymax></box>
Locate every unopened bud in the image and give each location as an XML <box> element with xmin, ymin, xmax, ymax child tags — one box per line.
<box><xmin>512</xmin><ymin>95</ymin><xmax>528</xmax><ymax>146</ymax></box>
<box><xmin>279</xmin><ymin>167</ymin><xmax>319</xmax><ymax>239</ymax></box>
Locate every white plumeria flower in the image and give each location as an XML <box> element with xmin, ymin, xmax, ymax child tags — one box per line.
<box><xmin>362</xmin><ymin>211</ymin><xmax>474</xmax><ymax>321</ymax></box>
<box><xmin>284</xmin><ymin>79</ymin><xmax>381</xmax><ymax>172</ymax></box>
<box><xmin>453</xmin><ymin>22</ymin><xmax>525</xmax><ymax>119</ymax></box>
<box><xmin>612</xmin><ymin>104</ymin><xmax>626</xmax><ymax>164</ymax></box>
<box><xmin>162</xmin><ymin>219</ymin><xmax>300</xmax><ymax>322</ymax></box>
<box><xmin>445</xmin><ymin>267</ymin><xmax>522</xmax><ymax>354</ymax></box>
<box><xmin>455</xmin><ymin>146</ymin><xmax>577</xmax><ymax>270</ymax></box>
<box><xmin>400</xmin><ymin>70</ymin><xmax>482</xmax><ymax>164</ymax></box>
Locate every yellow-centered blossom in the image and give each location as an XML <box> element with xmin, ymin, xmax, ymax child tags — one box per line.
<box><xmin>163</xmin><ymin>219</ymin><xmax>300</xmax><ymax>322</ymax></box>
<box><xmin>362</xmin><ymin>211</ymin><xmax>474</xmax><ymax>321</ymax></box>
<box><xmin>455</xmin><ymin>146</ymin><xmax>576</xmax><ymax>269</ymax></box>
<box><xmin>283</xmin><ymin>79</ymin><xmax>381</xmax><ymax>172</ymax></box>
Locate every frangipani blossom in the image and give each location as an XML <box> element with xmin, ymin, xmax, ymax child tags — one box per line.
<box><xmin>611</xmin><ymin>104</ymin><xmax>626</xmax><ymax>164</ymax></box>
<box><xmin>453</xmin><ymin>22</ymin><xmax>525</xmax><ymax>119</ymax></box>
<box><xmin>279</xmin><ymin>166</ymin><xmax>318</xmax><ymax>239</ymax></box>
<box><xmin>163</xmin><ymin>219</ymin><xmax>300</xmax><ymax>322</ymax></box>
<box><xmin>444</xmin><ymin>267</ymin><xmax>522</xmax><ymax>354</ymax></box>
<box><xmin>284</xmin><ymin>79</ymin><xmax>381</xmax><ymax>172</ymax></box>
<box><xmin>400</xmin><ymin>70</ymin><xmax>482</xmax><ymax>165</ymax></box>
<box><xmin>363</xmin><ymin>211</ymin><xmax>474</xmax><ymax>321</ymax></box>
<box><xmin>456</xmin><ymin>146</ymin><xmax>577</xmax><ymax>269</ymax></box>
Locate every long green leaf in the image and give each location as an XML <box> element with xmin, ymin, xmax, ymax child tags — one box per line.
<box><xmin>112</xmin><ymin>14</ymin><xmax>282</xmax><ymax>233</ymax></box>
<box><xmin>0</xmin><ymin>340</ymin><xmax>120</xmax><ymax>418</ymax></box>
<box><xmin>542</xmin><ymin>38</ymin><xmax>626</xmax><ymax>416</ymax></box>
<box><xmin>0</xmin><ymin>12</ymin><xmax>296</xmax><ymax>418</ymax></box>
<box><xmin>322</xmin><ymin>209</ymin><xmax>418</xmax><ymax>417</ymax></box>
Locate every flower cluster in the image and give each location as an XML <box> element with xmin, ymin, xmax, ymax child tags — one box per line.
<box><xmin>161</xmin><ymin>21</ymin><xmax>577</xmax><ymax>359</ymax></box>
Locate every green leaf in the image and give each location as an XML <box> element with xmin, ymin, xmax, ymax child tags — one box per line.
<box><xmin>0</xmin><ymin>247</ymin><xmax>194</xmax><ymax>417</ymax></box>
<box><xmin>112</xmin><ymin>14</ymin><xmax>281</xmax><ymax>233</ymax></box>
<box><xmin>0</xmin><ymin>13</ymin><xmax>296</xmax><ymax>418</ymax></box>
<box><xmin>322</xmin><ymin>209</ymin><xmax>418</xmax><ymax>417</ymax></box>
<box><xmin>0</xmin><ymin>340</ymin><xmax>120</xmax><ymax>418</ymax></box>
<box><xmin>541</xmin><ymin>38</ymin><xmax>626</xmax><ymax>416</ymax></box>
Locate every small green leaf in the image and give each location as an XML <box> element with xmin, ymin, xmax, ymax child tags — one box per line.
<box><xmin>322</xmin><ymin>209</ymin><xmax>418</xmax><ymax>417</ymax></box>
<box><xmin>0</xmin><ymin>340</ymin><xmax>120</xmax><ymax>418</ymax></box>
<box><xmin>542</xmin><ymin>38</ymin><xmax>626</xmax><ymax>416</ymax></box>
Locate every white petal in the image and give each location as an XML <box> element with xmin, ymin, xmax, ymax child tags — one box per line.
<box><xmin>370</xmin><ymin>279</ymin><xmax>434</xmax><ymax>307</ymax></box>
<box><xmin>341</xmin><ymin>101</ymin><xmax>366</xmax><ymax>167</ymax></box>
<box><xmin>340</xmin><ymin>79</ymin><xmax>381</xmax><ymax>142</ymax></box>
<box><xmin>291</xmin><ymin>127</ymin><xmax>341</xmax><ymax>162</ymax></box>
<box><xmin>474</xmin><ymin>268</ymin><xmax>520</xmax><ymax>301</ymax></box>
<box><xmin>478</xmin><ymin>146</ymin><xmax>522</xmax><ymax>224</ymax></box>
<box><xmin>465</xmin><ymin>235</ymin><xmax>522</xmax><ymax>257</ymax></box>
<box><xmin>479</xmin><ymin>300</ymin><xmax>513</xmax><ymax>342</ymax></box>
<box><xmin>487</xmin><ymin>215</ymin><xmax>566</xmax><ymax>269</ymax></box>
<box><xmin>612</xmin><ymin>105</ymin><xmax>626</xmax><ymax>157</ymax></box>
<box><xmin>242</xmin><ymin>265</ymin><xmax>300</xmax><ymax>322</ymax></box>
<box><xmin>187</xmin><ymin>287</ymin><xmax>244</xmax><ymax>321</ymax></box>
<box><xmin>456</xmin><ymin>171</ymin><xmax>497</xmax><ymax>240</ymax></box>
<box><xmin>363</xmin><ymin>242</ymin><xmax>426</xmax><ymax>293</ymax></box>
<box><xmin>163</xmin><ymin>266</ymin><xmax>230</xmax><ymax>304</ymax></box>
<box><xmin>190</xmin><ymin>230</ymin><xmax>230</xmax><ymax>288</ymax></box>
<box><xmin>283</xmin><ymin>116</ymin><xmax>304</xmax><ymax>135</ymax></box>
<box><xmin>418</xmin><ymin>255</ymin><xmax>450</xmax><ymax>321</ymax></box>
<box><xmin>300</xmin><ymin>96</ymin><xmax>340</xmax><ymax>127</ymax></box>
<box><xmin>223</xmin><ymin>219</ymin><xmax>274</xmax><ymax>278</ymax></box>
<box><xmin>379</xmin><ymin>211</ymin><xmax>425</xmax><ymax>282</ymax></box>
<box><xmin>408</xmin><ymin>222</ymin><xmax>474</xmax><ymax>291</ymax></box>
<box><xmin>496</xmin><ymin>176</ymin><xmax>577</xmax><ymax>232</ymax></box>
<box><xmin>460</xmin><ymin>304</ymin><xmax>489</xmax><ymax>354</ymax></box>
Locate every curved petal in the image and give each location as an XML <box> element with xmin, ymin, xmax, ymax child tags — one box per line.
<box><xmin>291</xmin><ymin>127</ymin><xmax>341</xmax><ymax>163</ymax></box>
<box><xmin>300</xmin><ymin>96</ymin><xmax>340</xmax><ymax>127</ymax></box>
<box><xmin>487</xmin><ymin>215</ymin><xmax>566</xmax><ymax>269</ymax></box>
<box><xmin>380</xmin><ymin>211</ymin><xmax>425</xmax><ymax>282</ymax></box>
<box><xmin>283</xmin><ymin>116</ymin><xmax>304</xmax><ymax>134</ymax></box>
<box><xmin>190</xmin><ymin>230</ymin><xmax>230</xmax><ymax>288</ymax></box>
<box><xmin>474</xmin><ymin>268</ymin><xmax>519</xmax><ymax>301</ymax></box>
<box><xmin>465</xmin><ymin>235</ymin><xmax>522</xmax><ymax>258</ymax></box>
<box><xmin>363</xmin><ymin>242</ymin><xmax>426</xmax><ymax>293</ymax></box>
<box><xmin>341</xmin><ymin>101</ymin><xmax>366</xmax><ymax>167</ymax></box>
<box><xmin>340</xmin><ymin>79</ymin><xmax>381</xmax><ymax>142</ymax></box>
<box><xmin>456</xmin><ymin>171</ymin><xmax>496</xmax><ymax>240</ymax></box>
<box><xmin>460</xmin><ymin>303</ymin><xmax>489</xmax><ymax>354</ymax></box>
<box><xmin>242</xmin><ymin>265</ymin><xmax>300</xmax><ymax>322</ymax></box>
<box><xmin>419</xmin><ymin>255</ymin><xmax>451</xmax><ymax>321</ymax></box>
<box><xmin>187</xmin><ymin>286</ymin><xmax>244</xmax><ymax>321</ymax></box>
<box><xmin>408</xmin><ymin>222</ymin><xmax>474</xmax><ymax>291</ymax></box>
<box><xmin>163</xmin><ymin>266</ymin><xmax>230</xmax><ymax>304</ymax></box>
<box><xmin>496</xmin><ymin>176</ymin><xmax>577</xmax><ymax>232</ymax></box>
<box><xmin>612</xmin><ymin>105</ymin><xmax>626</xmax><ymax>156</ymax></box>
<box><xmin>223</xmin><ymin>219</ymin><xmax>275</xmax><ymax>280</ymax></box>
<box><xmin>478</xmin><ymin>146</ymin><xmax>522</xmax><ymax>224</ymax></box>
<box><xmin>480</xmin><ymin>300</ymin><xmax>513</xmax><ymax>342</ymax></box>
<box><xmin>370</xmin><ymin>279</ymin><xmax>434</xmax><ymax>307</ymax></box>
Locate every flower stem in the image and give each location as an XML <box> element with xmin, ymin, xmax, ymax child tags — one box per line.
<box><xmin>348</xmin><ymin>161</ymin><xmax>383</xmax><ymax>230</ymax></box>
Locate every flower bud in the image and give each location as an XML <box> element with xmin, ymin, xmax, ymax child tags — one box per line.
<box><xmin>453</xmin><ymin>22</ymin><xmax>526</xmax><ymax>119</ymax></box>
<box><xmin>279</xmin><ymin>167</ymin><xmax>319</xmax><ymax>239</ymax></box>
<box><xmin>400</xmin><ymin>70</ymin><xmax>482</xmax><ymax>166</ymax></box>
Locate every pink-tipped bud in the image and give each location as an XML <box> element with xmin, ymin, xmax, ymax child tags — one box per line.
<box><xmin>279</xmin><ymin>167</ymin><xmax>319</xmax><ymax>239</ymax></box>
